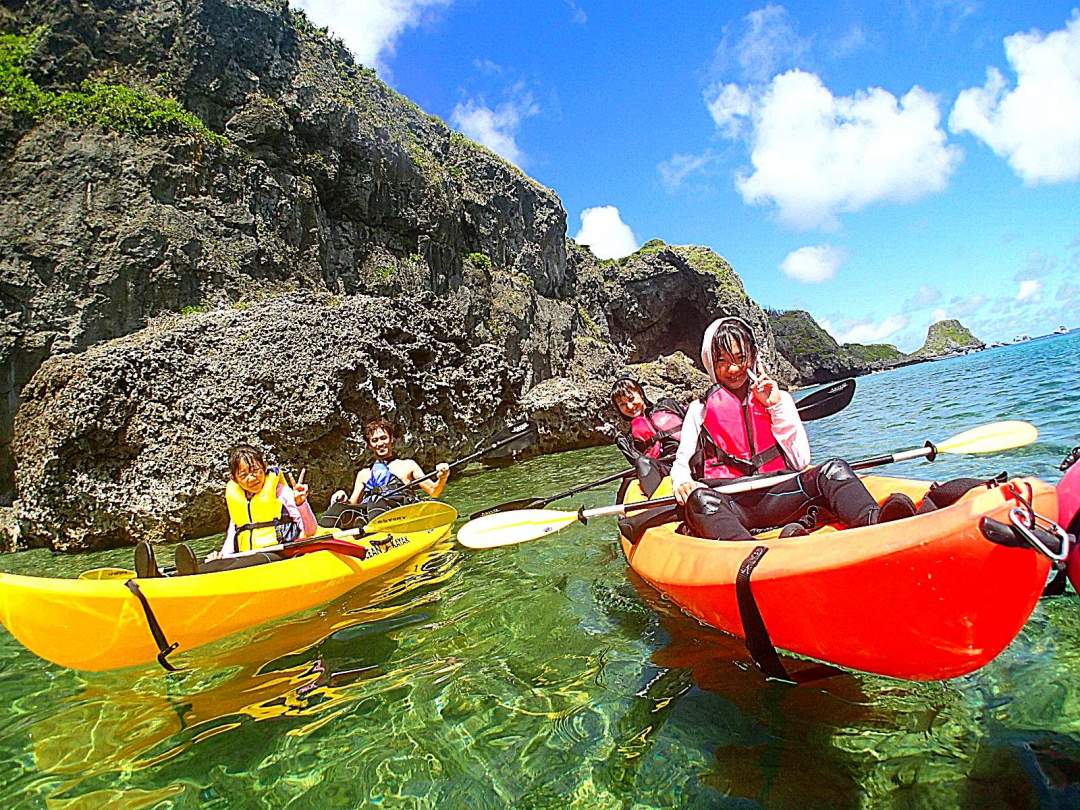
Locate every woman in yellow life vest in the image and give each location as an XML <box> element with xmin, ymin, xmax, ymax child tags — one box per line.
<box><xmin>224</xmin><ymin>447</ymin><xmax>315</xmax><ymax>552</ymax></box>
<box><xmin>134</xmin><ymin>445</ymin><xmax>317</xmax><ymax>577</ymax></box>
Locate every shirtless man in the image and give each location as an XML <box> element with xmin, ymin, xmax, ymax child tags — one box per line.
<box><xmin>340</xmin><ymin>418</ymin><xmax>450</xmax><ymax>508</ymax></box>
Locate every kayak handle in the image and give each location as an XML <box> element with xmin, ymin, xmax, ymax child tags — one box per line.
<box><xmin>1008</xmin><ymin>507</ymin><xmax>1071</xmax><ymax>564</ymax></box>
<box><xmin>980</xmin><ymin>513</ymin><xmax>1070</xmax><ymax>565</ymax></box>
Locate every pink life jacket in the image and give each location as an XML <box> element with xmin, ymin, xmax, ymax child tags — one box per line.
<box><xmin>700</xmin><ymin>383</ymin><xmax>789</xmax><ymax>479</ymax></box>
<box><xmin>630</xmin><ymin>407</ymin><xmax>684</xmax><ymax>459</ymax></box>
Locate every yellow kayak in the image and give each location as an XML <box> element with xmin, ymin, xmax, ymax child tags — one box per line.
<box><xmin>0</xmin><ymin>522</ymin><xmax>451</xmax><ymax>672</ymax></box>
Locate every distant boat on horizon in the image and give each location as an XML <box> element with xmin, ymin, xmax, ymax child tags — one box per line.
<box><xmin>1055</xmin><ymin>325</ymin><xmax>1069</xmax><ymax>335</ymax></box>
<box><xmin>1012</xmin><ymin>334</ymin><xmax>1031</xmax><ymax>343</ymax></box>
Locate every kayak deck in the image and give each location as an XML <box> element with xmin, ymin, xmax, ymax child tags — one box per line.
<box><xmin>0</xmin><ymin>525</ymin><xmax>451</xmax><ymax>672</ymax></box>
<box><xmin>619</xmin><ymin>475</ymin><xmax>1056</xmax><ymax>680</ymax></box>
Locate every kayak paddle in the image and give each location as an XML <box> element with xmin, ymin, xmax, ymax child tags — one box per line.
<box><xmin>469</xmin><ymin>467</ymin><xmax>635</xmax><ymax>519</ymax></box>
<box><xmin>467</xmin><ymin>381</ymin><xmax>856</xmax><ymax>520</ymax></box>
<box><xmin>456</xmin><ymin>420</ymin><xmax>1039</xmax><ymax>549</ymax></box>
<box><xmin>794</xmin><ymin>378</ymin><xmax>855</xmax><ymax>421</ymax></box>
<box><xmin>79</xmin><ymin>501</ymin><xmax>458</xmax><ymax>580</ymax></box>
<box><xmin>379</xmin><ymin>421</ymin><xmax>535</xmax><ymax>501</ymax></box>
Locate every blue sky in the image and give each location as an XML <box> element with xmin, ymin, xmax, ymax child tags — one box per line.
<box><xmin>292</xmin><ymin>1</ymin><xmax>1080</xmax><ymax>351</ymax></box>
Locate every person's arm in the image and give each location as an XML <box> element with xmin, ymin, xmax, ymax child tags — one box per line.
<box><xmin>407</xmin><ymin>460</ymin><xmax>450</xmax><ymax>498</ymax></box>
<box><xmin>220</xmin><ymin>523</ymin><xmax>237</xmax><ymax>556</ymax></box>
<box><xmin>348</xmin><ymin>468</ymin><xmax>371</xmax><ymax>504</ymax></box>
<box><xmin>767</xmin><ymin>390</ymin><xmax>811</xmax><ymax>470</ymax></box>
<box><xmin>672</xmin><ymin>400</ymin><xmax>706</xmax><ymax>504</ymax></box>
<box><xmin>277</xmin><ymin>481</ymin><xmax>319</xmax><ymax>538</ymax></box>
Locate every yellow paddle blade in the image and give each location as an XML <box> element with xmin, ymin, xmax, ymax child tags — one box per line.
<box><xmin>78</xmin><ymin>567</ymin><xmax>136</xmax><ymax>581</ymax></box>
<box><xmin>937</xmin><ymin>420</ymin><xmax>1038</xmax><ymax>455</ymax></box>
<box><xmin>457</xmin><ymin>509</ymin><xmax>580</xmax><ymax>549</ymax></box>
<box><xmin>365</xmin><ymin>501</ymin><xmax>458</xmax><ymax>535</ymax></box>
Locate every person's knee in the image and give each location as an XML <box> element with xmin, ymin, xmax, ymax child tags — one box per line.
<box><xmin>818</xmin><ymin>457</ymin><xmax>857</xmax><ymax>483</ymax></box>
<box><xmin>686</xmin><ymin>487</ymin><xmax>734</xmax><ymax>518</ymax></box>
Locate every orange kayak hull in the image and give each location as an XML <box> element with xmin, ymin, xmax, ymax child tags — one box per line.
<box><xmin>619</xmin><ymin>475</ymin><xmax>1056</xmax><ymax>681</ymax></box>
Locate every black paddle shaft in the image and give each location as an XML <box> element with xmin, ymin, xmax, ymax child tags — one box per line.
<box><xmin>382</xmin><ymin>422</ymin><xmax>535</xmax><ymax>499</ymax></box>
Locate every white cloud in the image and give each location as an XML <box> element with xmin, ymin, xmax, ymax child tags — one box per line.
<box><xmin>705</xmin><ymin>83</ymin><xmax>754</xmax><ymax>137</ymax></box>
<box><xmin>713</xmin><ymin>5</ymin><xmax>810</xmax><ymax>84</ymax></box>
<box><xmin>564</xmin><ymin>0</ymin><xmax>587</xmax><ymax>24</ymax></box>
<box><xmin>1016</xmin><ymin>279</ymin><xmax>1043</xmax><ymax>302</ymax></box>
<box><xmin>931</xmin><ymin>307</ymin><xmax>949</xmax><ymax>322</ymax></box>
<box><xmin>831</xmin><ymin>23</ymin><xmax>867</xmax><ymax>58</ymax></box>
<box><xmin>573</xmin><ymin>206</ymin><xmax>639</xmax><ymax>260</ymax></box>
<box><xmin>291</xmin><ymin>0</ymin><xmax>451</xmax><ymax>75</ymax></box>
<box><xmin>727</xmin><ymin>70</ymin><xmax>961</xmax><ymax>230</ymax></box>
<box><xmin>950</xmin><ymin>293</ymin><xmax>988</xmax><ymax>317</ymax></box>
<box><xmin>822</xmin><ymin>313</ymin><xmax>909</xmax><ymax>344</ymax></box>
<box><xmin>450</xmin><ymin>90</ymin><xmax>539</xmax><ymax>168</ymax></box>
<box><xmin>780</xmin><ymin>244</ymin><xmax>844</xmax><ymax>283</ymax></box>
<box><xmin>904</xmin><ymin>284</ymin><xmax>942</xmax><ymax>311</ymax></box>
<box><xmin>950</xmin><ymin>12</ymin><xmax>1080</xmax><ymax>184</ymax></box>
<box><xmin>658</xmin><ymin>150</ymin><xmax>717</xmax><ymax>191</ymax></box>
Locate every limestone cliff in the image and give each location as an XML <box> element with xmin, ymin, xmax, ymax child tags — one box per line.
<box><xmin>1</xmin><ymin>1</ymin><xmax>813</xmax><ymax>550</ymax></box>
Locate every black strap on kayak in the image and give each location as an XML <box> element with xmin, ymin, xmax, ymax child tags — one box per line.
<box><xmin>736</xmin><ymin>546</ymin><xmax>792</xmax><ymax>683</ymax></box>
<box><xmin>124</xmin><ymin>579</ymin><xmax>180</xmax><ymax>672</ymax></box>
<box><xmin>736</xmin><ymin>546</ymin><xmax>845</xmax><ymax>684</ymax></box>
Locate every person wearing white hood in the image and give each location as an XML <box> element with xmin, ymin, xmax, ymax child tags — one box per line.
<box><xmin>668</xmin><ymin>316</ymin><xmax>916</xmax><ymax>540</ymax></box>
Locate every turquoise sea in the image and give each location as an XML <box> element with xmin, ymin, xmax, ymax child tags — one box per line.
<box><xmin>1</xmin><ymin>332</ymin><xmax>1078</xmax><ymax>808</ymax></box>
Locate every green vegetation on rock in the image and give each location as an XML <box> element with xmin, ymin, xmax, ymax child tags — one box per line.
<box><xmin>767</xmin><ymin>308</ymin><xmax>907</xmax><ymax>382</ymax></box>
<box><xmin>0</xmin><ymin>28</ymin><xmax>225</xmax><ymax>145</ymax></box>
<box><xmin>842</xmin><ymin>343</ymin><xmax>904</xmax><ymax>363</ymax></box>
<box><xmin>465</xmin><ymin>252</ymin><xmax>493</xmax><ymax>271</ymax></box>
<box><xmin>913</xmin><ymin>319</ymin><xmax>984</xmax><ymax>357</ymax></box>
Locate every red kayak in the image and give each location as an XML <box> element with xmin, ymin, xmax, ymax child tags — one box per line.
<box><xmin>619</xmin><ymin>475</ymin><xmax>1058</xmax><ymax>681</ymax></box>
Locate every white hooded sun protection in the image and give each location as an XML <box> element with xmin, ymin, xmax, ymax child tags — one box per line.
<box><xmin>700</xmin><ymin>316</ymin><xmax>759</xmax><ymax>383</ymax></box>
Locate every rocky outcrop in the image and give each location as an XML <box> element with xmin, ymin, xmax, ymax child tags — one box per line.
<box><xmin>769</xmin><ymin>309</ymin><xmax>909</xmax><ymax>384</ymax></box>
<box><xmin>912</xmin><ymin>319</ymin><xmax>984</xmax><ymax>358</ymax></box>
<box><xmin>523</xmin><ymin>351</ymin><xmax>712</xmax><ymax>455</ymax></box>
<box><xmin>0</xmin><ymin>507</ymin><xmax>17</xmax><ymax>553</ymax></box>
<box><xmin>12</xmin><ymin>239</ymin><xmax>774</xmax><ymax>551</ymax></box>
<box><xmin>600</xmin><ymin>241</ymin><xmax>795</xmax><ymax>380</ymax></box>
<box><xmin>1</xmin><ymin>0</ymin><xmax>568</xmax><ymax>502</ymax></box>
<box><xmin>12</xmin><ymin>292</ymin><xmax>529</xmax><ymax>550</ymax></box>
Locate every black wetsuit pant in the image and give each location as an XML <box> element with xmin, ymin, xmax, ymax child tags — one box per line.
<box><xmin>684</xmin><ymin>458</ymin><xmax>879</xmax><ymax>541</ymax></box>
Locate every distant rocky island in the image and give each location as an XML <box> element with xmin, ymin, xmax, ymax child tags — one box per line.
<box><xmin>768</xmin><ymin>312</ymin><xmax>984</xmax><ymax>383</ymax></box>
<box><xmin>0</xmin><ymin>1</ymin><xmax>985</xmax><ymax>551</ymax></box>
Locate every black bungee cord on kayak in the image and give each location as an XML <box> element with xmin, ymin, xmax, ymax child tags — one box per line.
<box><xmin>124</xmin><ymin>579</ymin><xmax>180</xmax><ymax>672</ymax></box>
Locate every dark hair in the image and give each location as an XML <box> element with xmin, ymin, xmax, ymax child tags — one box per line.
<box><xmin>610</xmin><ymin>377</ymin><xmax>654</xmax><ymax>419</ymax></box>
<box><xmin>364</xmin><ymin>418</ymin><xmax>395</xmax><ymax>441</ymax></box>
<box><xmin>711</xmin><ymin>317</ymin><xmax>757</xmax><ymax>368</ymax></box>
<box><xmin>228</xmin><ymin>444</ymin><xmax>266</xmax><ymax>479</ymax></box>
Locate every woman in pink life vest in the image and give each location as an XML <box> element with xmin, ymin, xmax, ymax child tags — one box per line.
<box><xmin>672</xmin><ymin>317</ymin><xmax>916</xmax><ymax>540</ymax></box>
<box><xmin>611</xmin><ymin>379</ymin><xmax>685</xmax><ymax>465</ymax></box>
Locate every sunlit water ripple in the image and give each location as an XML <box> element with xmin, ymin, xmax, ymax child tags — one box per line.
<box><xmin>0</xmin><ymin>333</ymin><xmax>1078</xmax><ymax>807</ymax></box>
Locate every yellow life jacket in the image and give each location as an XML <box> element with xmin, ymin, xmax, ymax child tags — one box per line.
<box><xmin>225</xmin><ymin>469</ymin><xmax>291</xmax><ymax>552</ymax></box>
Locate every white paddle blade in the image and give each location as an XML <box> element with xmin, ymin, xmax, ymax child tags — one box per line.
<box><xmin>938</xmin><ymin>420</ymin><xmax>1038</xmax><ymax>455</ymax></box>
<box><xmin>456</xmin><ymin>509</ymin><xmax>579</xmax><ymax>549</ymax></box>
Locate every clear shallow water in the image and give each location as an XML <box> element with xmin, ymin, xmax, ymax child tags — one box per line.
<box><xmin>0</xmin><ymin>332</ymin><xmax>1078</xmax><ymax>808</ymax></box>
